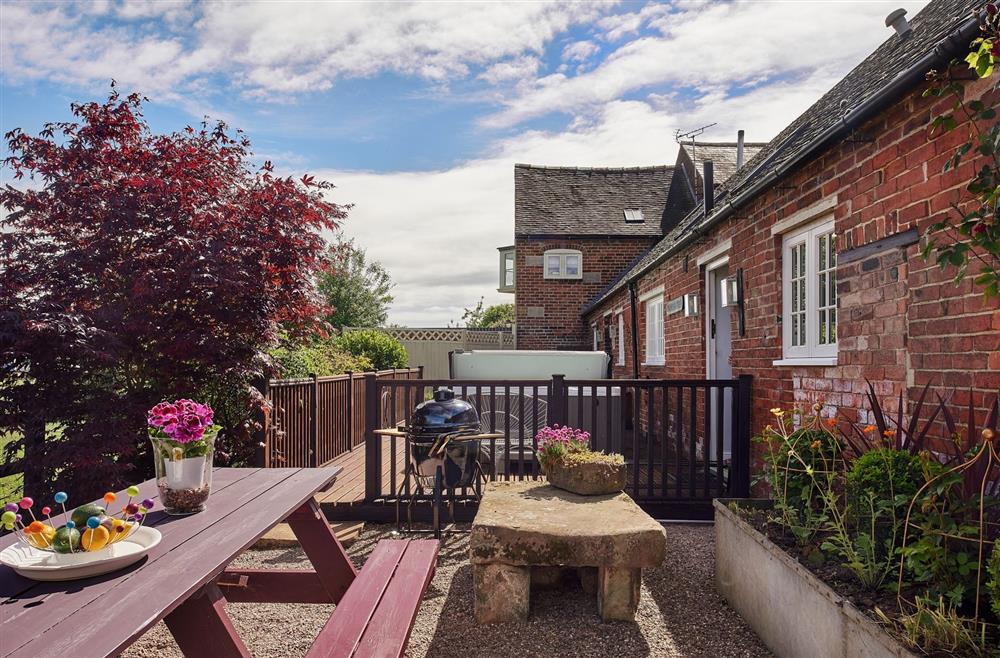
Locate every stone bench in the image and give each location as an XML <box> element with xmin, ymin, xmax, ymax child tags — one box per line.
<box><xmin>469</xmin><ymin>481</ymin><xmax>666</xmax><ymax>623</ymax></box>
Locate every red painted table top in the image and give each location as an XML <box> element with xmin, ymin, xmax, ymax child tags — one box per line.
<box><xmin>0</xmin><ymin>467</ymin><xmax>341</xmax><ymax>658</ymax></box>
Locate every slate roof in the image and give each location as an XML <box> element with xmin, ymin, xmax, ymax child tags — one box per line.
<box><xmin>679</xmin><ymin>141</ymin><xmax>768</xmax><ymax>193</ymax></box>
<box><xmin>514</xmin><ymin>165</ymin><xmax>673</xmax><ymax>237</ymax></box>
<box><xmin>582</xmin><ymin>0</ymin><xmax>983</xmax><ymax>315</ymax></box>
<box><xmin>664</xmin><ymin>140</ymin><xmax>767</xmax><ymax>231</ymax></box>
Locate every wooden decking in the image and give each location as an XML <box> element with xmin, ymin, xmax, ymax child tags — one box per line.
<box><xmin>317</xmin><ymin>442</ymin><xmax>406</xmax><ymax>520</ymax></box>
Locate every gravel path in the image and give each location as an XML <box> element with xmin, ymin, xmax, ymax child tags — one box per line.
<box><xmin>123</xmin><ymin>523</ymin><xmax>771</xmax><ymax>658</ymax></box>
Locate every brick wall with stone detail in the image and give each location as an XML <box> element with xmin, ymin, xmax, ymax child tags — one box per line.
<box><xmin>584</xmin><ymin>74</ymin><xmax>1000</xmax><ymax>440</ymax></box>
<box><xmin>515</xmin><ymin>236</ymin><xmax>654</xmax><ymax>350</ymax></box>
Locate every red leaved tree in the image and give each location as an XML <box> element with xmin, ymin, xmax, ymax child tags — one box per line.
<box><xmin>0</xmin><ymin>88</ymin><xmax>347</xmax><ymax>500</ymax></box>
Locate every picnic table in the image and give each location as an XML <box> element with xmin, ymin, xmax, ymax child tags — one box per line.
<box><xmin>469</xmin><ymin>480</ymin><xmax>666</xmax><ymax>623</ymax></box>
<box><xmin>1</xmin><ymin>467</ymin><xmax>438</xmax><ymax>658</ymax></box>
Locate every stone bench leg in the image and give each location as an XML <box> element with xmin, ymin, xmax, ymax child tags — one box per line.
<box><xmin>474</xmin><ymin>563</ymin><xmax>530</xmax><ymax>623</ymax></box>
<box><xmin>597</xmin><ymin>566</ymin><xmax>641</xmax><ymax>622</ymax></box>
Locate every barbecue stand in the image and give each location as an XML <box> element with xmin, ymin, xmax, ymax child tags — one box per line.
<box><xmin>375</xmin><ymin>427</ymin><xmax>503</xmax><ymax>539</ymax></box>
<box><xmin>377</xmin><ymin>387</ymin><xmax>504</xmax><ymax>539</ymax></box>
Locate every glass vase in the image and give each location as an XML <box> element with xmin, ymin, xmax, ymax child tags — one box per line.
<box><xmin>150</xmin><ymin>430</ymin><xmax>216</xmax><ymax>515</ymax></box>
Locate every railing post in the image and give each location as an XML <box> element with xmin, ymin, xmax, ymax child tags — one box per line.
<box><xmin>346</xmin><ymin>371</ymin><xmax>354</xmax><ymax>453</ymax></box>
<box><xmin>550</xmin><ymin>374</ymin><xmax>567</xmax><ymax>427</ymax></box>
<box><xmin>364</xmin><ymin>372</ymin><xmax>381</xmax><ymax>502</ymax></box>
<box><xmin>252</xmin><ymin>376</ymin><xmax>271</xmax><ymax>467</ymax></box>
<box><xmin>732</xmin><ymin>374</ymin><xmax>753</xmax><ymax>497</ymax></box>
<box><xmin>310</xmin><ymin>373</ymin><xmax>319</xmax><ymax>467</ymax></box>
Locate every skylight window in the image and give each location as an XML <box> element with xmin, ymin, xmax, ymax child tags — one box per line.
<box><xmin>623</xmin><ymin>208</ymin><xmax>644</xmax><ymax>222</ymax></box>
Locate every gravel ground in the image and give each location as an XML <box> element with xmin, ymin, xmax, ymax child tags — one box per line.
<box><xmin>123</xmin><ymin>523</ymin><xmax>771</xmax><ymax>658</ymax></box>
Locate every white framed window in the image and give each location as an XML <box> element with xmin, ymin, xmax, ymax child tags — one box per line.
<box><xmin>543</xmin><ymin>249</ymin><xmax>583</xmax><ymax>280</ymax></box>
<box><xmin>616</xmin><ymin>312</ymin><xmax>625</xmax><ymax>366</ymax></box>
<box><xmin>643</xmin><ymin>295</ymin><xmax>665</xmax><ymax>365</ymax></box>
<box><xmin>779</xmin><ymin>217</ymin><xmax>837</xmax><ymax>363</ymax></box>
<box><xmin>498</xmin><ymin>247</ymin><xmax>515</xmax><ymax>293</ymax></box>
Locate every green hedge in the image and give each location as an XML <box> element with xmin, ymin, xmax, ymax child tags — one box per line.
<box><xmin>335</xmin><ymin>329</ymin><xmax>408</xmax><ymax>371</ymax></box>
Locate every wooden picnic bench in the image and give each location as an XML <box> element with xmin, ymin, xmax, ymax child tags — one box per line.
<box><xmin>0</xmin><ymin>467</ymin><xmax>438</xmax><ymax>658</ymax></box>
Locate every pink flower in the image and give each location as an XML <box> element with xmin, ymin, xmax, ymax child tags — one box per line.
<box><xmin>148</xmin><ymin>399</ymin><xmax>215</xmax><ymax>443</ymax></box>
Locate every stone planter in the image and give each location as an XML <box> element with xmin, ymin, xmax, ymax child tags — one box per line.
<box><xmin>714</xmin><ymin>499</ymin><xmax>917</xmax><ymax>658</ymax></box>
<box><xmin>546</xmin><ymin>458</ymin><xmax>627</xmax><ymax>496</ymax></box>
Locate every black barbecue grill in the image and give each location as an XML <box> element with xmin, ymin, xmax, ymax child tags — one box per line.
<box><xmin>389</xmin><ymin>388</ymin><xmax>500</xmax><ymax>537</ymax></box>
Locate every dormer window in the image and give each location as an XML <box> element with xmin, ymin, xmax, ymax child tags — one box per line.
<box><xmin>623</xmin><ymin>208</ymin><xmax>644</xmax><ymax>222</ymax></box>
<box><xmin>543</xmin><ymin>249</ymin><xmax>583</xmax><ymax>280</ymax></box>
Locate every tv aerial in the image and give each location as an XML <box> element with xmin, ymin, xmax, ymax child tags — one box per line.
<box><xmin>674</xmin><ymin>123</ymin><xmax>717</xmax><ymax>143</ymax></box>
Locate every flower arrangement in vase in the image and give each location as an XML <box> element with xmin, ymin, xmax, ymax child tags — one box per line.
<box><xmin>148</xmin><ymin>399</ymin><xmax>220</xmax><ymax>514</ymax></box>
<box><xmin>536</xmin><ymin>424</ymin><xmax>626</xmax><ymax>496</ymax></box>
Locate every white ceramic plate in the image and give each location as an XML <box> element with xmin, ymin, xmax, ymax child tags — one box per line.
<box><xmin>0</xmin><ymin>526</ymin><xmax>162</xmax><ymax>581</ymax></box>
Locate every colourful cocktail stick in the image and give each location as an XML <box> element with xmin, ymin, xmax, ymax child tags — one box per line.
<box><xmin>19</xmin><ymin>497</ymin><xmax>37</xmax><ymax>522</ymax></box>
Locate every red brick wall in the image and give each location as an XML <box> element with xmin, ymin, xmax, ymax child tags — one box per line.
<box><xmin>515</xmin><ymin>236</ymin><xmax>654</xmax><ymax>350</ymax></box>
<box><xmin>585</xmin><ymin>74</ymin><xmax>1000</xmax><ymax>444</ymax></box>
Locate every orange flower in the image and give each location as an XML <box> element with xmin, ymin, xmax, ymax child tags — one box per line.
<box><xmin>884</xmin><ymin>429</ymin><xmax>897</xmax><ymax>437</ymax></box>
<box><xmin>863</xmin><ymin>424</ymin><xmax>876</xmax><ymax>433</ymax></box>
<box><xmin>825</xmin><ymin>418</ymin><xmax>837</xmax><ymax>428</ymax></box>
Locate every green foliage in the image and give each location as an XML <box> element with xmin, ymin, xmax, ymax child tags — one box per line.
<box><xmin>847</xmin><ymin>449</ymin><xmax>927</xmax><ymax>521</ymax></box>
<box><xmin>901</xmin><ymin>469</ymin><xmax>983</xmax><ymax>609</ymax></box>
<box><xmin>335</xmin><ymin>329</ymin><xmax>408</xmax><ymax>371</ymax></box>
<box><xmin>756</xmin><ymin>412</ymin><xmax>842</xmax><ymax>547</ymax></box>
<box><xmin>462</xmin><ymin>297</ymin><xmax>515</xmax><ymax>328</ymax></box>
<box><xmin>269</xmin><ymin>337</ymin><xmax>372</xmax><ymax>378</ymax></box>
<box><xmin>822</xmin><ymin>450</ymin><xmax>932</xmax><ymax>590</ymax></box>
<box><xmin>317</xmin><ymin>236</ymin><xmax>394</xmax><ymax>329</ymax></box>
<box><xmin>921</xmin><ymin>10</ymin><xmax>1000</xmax><ymax>298</ymax></box>
<box><xmin>988</xmin><ymin>540</ymin><xmax>1000</xmax><ymax>619</ymax></box>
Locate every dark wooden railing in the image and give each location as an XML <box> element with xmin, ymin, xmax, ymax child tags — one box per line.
<box><xmin>262</xmin><ymin>368</ymin><xmax>421</xmax><ymax>467</ymax></box>
<box><xmin>363</xmin><ymin>374</ymin><xmax>752</xmax><ymax>520</ymax></box>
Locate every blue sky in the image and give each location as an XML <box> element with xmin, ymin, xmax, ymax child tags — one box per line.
<box><xmin>1</xmin><ymin>0</ymin><xmax>927</xmax><ymax>325</ymax></box>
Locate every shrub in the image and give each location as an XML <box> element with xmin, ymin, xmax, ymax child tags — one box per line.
<box><xmin>846</xmin><ymin>448</ymin><xmax>928</xmax><ymax>521</ymax></box>
<box><xmin>335</xmin><ymin>330</ymin><xmax>407</xmax><ymax>371</ymax></box>
<box><xmin>269</xmin><ymin>338</ymin><xmax>372</xmax><ymax>378</ymax></box>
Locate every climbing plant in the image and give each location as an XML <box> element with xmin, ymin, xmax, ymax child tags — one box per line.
<box><xmin>923</xmin><ymin>3</ymin><xmax>1000</xmax><ymax>296</ymax></box>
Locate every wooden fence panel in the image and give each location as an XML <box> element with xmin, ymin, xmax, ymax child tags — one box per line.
<box><xmin>264</xmin><ymin>368</ymin><xmax>421</xmax><ymax>468</ymax></box>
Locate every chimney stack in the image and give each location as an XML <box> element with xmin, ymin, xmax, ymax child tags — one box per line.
<box><xmin>885</xmin><ymin>8</ymin><xmax>911</xmax><ymax>37</ymax></box>
<box><xmin>736</xmin><ymin>129</ymin><xmax>745</xmax><ymax>170</ymax></box>
<box><xmin>703</xmin><ymin>161</ymin><xmax>715</xmax><ymax>215</ymax></box>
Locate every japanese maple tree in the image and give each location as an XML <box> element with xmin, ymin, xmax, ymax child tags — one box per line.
<box><xmin>0</xmin><ymin>88</ymin><xmax>347</xmax><ymax>499</ymax></box>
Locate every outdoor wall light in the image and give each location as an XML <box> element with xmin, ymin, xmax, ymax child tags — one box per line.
<box><xmin>721</xmin><ymin>276</ymin><xmax>740</xmax><ymax>307</ymax></box>
<box><xmin>684</xmin><ymin>293</ymin><xmax>699</xmax><ymax>317</ymax></box>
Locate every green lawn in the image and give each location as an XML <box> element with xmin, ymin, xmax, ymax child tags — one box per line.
<box><xmin>0</xmin><ymin>431</ymin><xmax>23</xmax><ymax>503</ymax></box>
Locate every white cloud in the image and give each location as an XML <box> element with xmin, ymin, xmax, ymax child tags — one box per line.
<box><xmin>484</xmin><ymin>0</ymin><xmax>929</xmax><ymax>128</ymax></box>
<box><xmin>562</xmin><ymin>40</ymin><xmax>599</xmax><ymax>63</ymax></box>
<box><xmin>596</xmin><ymin>2</ymin><xmax>673</xmax><ymax>41</ymax></box>
<box><xmin>478</xmin><ymin>57</ymin><xmax>541</xmax><ymax>85</ymax></box>
<box><xmin>325</xmin><ymin>100</ymin><xmax>685</xmax><ymax>326</ymax></box>
<box><xmin>1</xmin><ymin>1</ymin><xmax>606</xmax><ymax>99</ymax></box>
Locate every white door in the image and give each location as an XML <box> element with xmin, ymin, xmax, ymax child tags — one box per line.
<box><xmin>707</xmin><ymin>263</ymin><xmax>733</xmax><ymax>457</ymax></box>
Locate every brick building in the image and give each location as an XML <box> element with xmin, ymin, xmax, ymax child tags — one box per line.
<box><xmin>502</xmin><ymin>0</ymin><xmax>998</xmax><ymax>439</ymax></box>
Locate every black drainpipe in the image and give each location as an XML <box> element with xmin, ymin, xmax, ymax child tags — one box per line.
<box><xmin>628</xmin><ymin>281</ymin><xmax>640</xmax><ymax>378</ymax></box>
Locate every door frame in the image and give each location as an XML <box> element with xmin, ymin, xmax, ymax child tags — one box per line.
<box><xmin>704</xmin><ymin>256</ymin><xmax>730</xmax><ymax>379</ymax></box>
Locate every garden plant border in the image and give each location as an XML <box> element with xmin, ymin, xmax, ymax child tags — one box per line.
<box><xmin>714</xmin><ymin>499</ymin><xmax>917</xmax><ymax>658</ymax></box>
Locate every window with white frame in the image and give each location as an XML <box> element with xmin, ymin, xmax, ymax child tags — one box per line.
<box><xmin>616</xmin><ymin>312</ymin><xmax>625</xmax><ymax>366</ymax></box>
<box><xmin>782</xmin><ymin>217</ymin><xmax>837</xmax><ymax>361</ymax></box>
<box><xmin>543</xmin><ymin>249</ymin><xmax>583</xmax><ymax>280</ymax></box>
<box><xmin>498</xmin><ymin>247</ymin><xmax>515</xmax><ymax>292</ymax></box>
<box><xmin>643</xmin><ymin>295</ymin><xmax>665</xmax><ymax>365</ymax></box>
